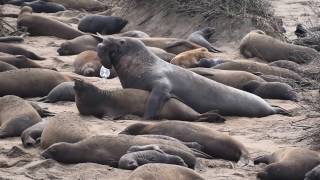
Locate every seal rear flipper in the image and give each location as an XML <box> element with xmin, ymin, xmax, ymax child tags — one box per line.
<box><xmin>191</xmin><ymin>149</ymin><xmax>213</xmax><ymax>159</ymax></box>
<box><xmin>37</xmin><ymin>96</ymin><xmax>52</xmax><ymax>103</ymax></box>
<box><xmin>254</xmin><ymin>155</ymin><xmax>271</xmax><ymax>165</ymax></box>
<box><xmin>207</xmin><ymin>46</ymin><xmax>222</xmax><ymax>53</ymax></box>
<box><xmin>237</xmin><ymin>155</ymin><xmax>254</xmax><ymax>167</ymax></box>
<box><xmin>197</xmin><ymin>111</ymin><xmax>226</xmax><ymax>123</ymax></box>
<box><xmin>29</xmin><ymin>102</ymin><xmax>55</xmax><ymax>117</ymax></box>
<box><xmin>272</xmin><ymin>105</ymin><xmax>292</xmax><ymax>117</ymax></box>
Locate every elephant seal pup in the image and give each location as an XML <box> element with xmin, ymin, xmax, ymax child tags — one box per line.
<box><xmin>269</xmin><ymin>60</ymin><xmax>302</xmax><ymax>74</ymax></box>
<box><xmin>38</xmin><ymin>82</ymin><xmax>75</xmax><ymax>103</ymax></box>
<box><xmin>0</xmin><ymin>55</ymin><xmax>54</xmax><ymax>70</ymax></box>
<box><xmin>305</xmin><ymin>164</ymin><xmax>320</xmax><ymax>180</ymax></box>
<box><xmin>127</xmin><ymin>164</ymin><xmax>205</xmax><ymax>180</ymax></box>
<box><xmin>0</xmin><ymin>69</ymin><xmax>71</xmax><ymax>97</ymax></box>
<box><xmin>0</xmin><ymin>42</ymin><xmax>45</xmax><ymax>60</ymax></box>
<box><xmin>242</xmin><ymin>80</ymin><xmax>298</xmax><ymax>101</ymax></box>
<box><xmin>41</xmin><ymin>134</ymin><xmax>199</xmax><ymax>168</ymax></box>
<box><xmin>78</xmin><ymin>15</ymin><xmax>128</xmax><ymax>34</ymax></box>
<box><xmin>240</xmin><ymin>30</ymin><xmax>319</xmax><ymax>63</ymax></box>
<box><xmin>74</xmin><ymin>79</ymin><xmax>225</xmax><ymax>123</ymax></box>
<box><xmin>120</xmin><ymin>121</ymin><xmax>249</xmax><ymax>162</ymax></box>
<box><xmin>21</xmin><ymin>120</ymin><xmax>48</xmax><ymax>148</ymax></box>
<box><xmin>213</xmin><ymin>60</ymin><xmax>305</xmax><ymax>82</ymax></box>
<box><xmin>40</xmin><ymin>112</ymin><xmax>90</xmax><ymax>149</ymax></box>
<box><xmin>96</xmin><ymin>36</ymin><xmax>289</xmax><ymax>117</ymax></box>
<box><xmin>189</xmin><ymin>68</ymin><xmax>265</xmax><ymax>89</ymax></box>
<box><xmin>0</xmin><ymin>61</ymin><xmax>18</xmax><ymax>72</ymax></box>
<box><xmin>73</xmin><ymin>50</ymin><xmax>102</xmax><ymax>77</ymax></box>
<box><xmin>0</xmin><ymin>95</ymin><xmax>41</xmax><ymax>138</ymax></box>
<box><xmin>255</xmin><ymin>148</ymin><xmax>320</xmax><ymax>180</ymax></box>
<box><xmin>57</xmin><ymin>35</ymin><xmax>99</xmax><ymax>55</ymax></box>
<box><xmin>23</xmin><ymin>0</ymin><xmax>66</xmax><ymax>13</ymax></box>
<box><xmin>170</xmin><ymin>48</ymin><xmax>215</xmax><ymax>68</ymax></box>
<box><xmin>117</xmin><ymin>30</ymin><xmax>150</xmax><ymax>38</ymax></box>
<box><xmin>17</xmin><ymin>6</ymin><xmax>85</xmax><ymax>40</ymax></box>
<box><xmin>187</xmin><ymin>27</ymin><xmax>221</xmax><ymax>53</ymax></box>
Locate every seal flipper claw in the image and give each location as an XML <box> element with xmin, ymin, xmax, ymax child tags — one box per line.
<box><xmin>197</xmin><ymin>110</ymin><xmax>225</xmax><ymax>123</ymax></box>
<box><xmin>191</xmin><ymin>149</ymin><xmax>213</xmax><ymax>159</ymax></box>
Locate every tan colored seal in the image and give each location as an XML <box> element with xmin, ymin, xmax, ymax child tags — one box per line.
<box><xmin>170</xmin><ymin>48</ymin><xmax>214</xmax><ymax>68</ymax></box>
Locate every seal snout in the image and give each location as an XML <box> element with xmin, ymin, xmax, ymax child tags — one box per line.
<box><xmin>41</xmin><ymin>149</ymin><xmax>52</xmax><ymax>159</ymax></box>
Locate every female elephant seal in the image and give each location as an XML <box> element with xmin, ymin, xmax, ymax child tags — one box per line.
<box><xmin>187</xmin><ymin>27</ymin><xmax>221</xmax><ymax>53</ymax></box>
<box><xmin>127</xmin><ymin>164</ymin><xmax>204</xmax><ymax>180</ymax></box>
<box><xmin>0</xmin><ymin>69</ymin><xmax>71</xmax><ymax>97</ymax></box>
<box><xmin>58</xmin><ymin>35</ymin><xmax>99</xmax><ymax>56</ymax></box>
<box><xmin>117</xmin><ymin>30</ymin><xmax>150</xmax><ymax>38</ymax></box>
<box><xmin>0</xmin><ymin>55</ymin><xmax>54</xmax><ymax>70</ymax></box>
<box><xmin>73</xmin><ymin>50</ymin><xmax>102</xmax><ymax>77</ymax></box>
<box><xmin>120</xmin><ymin>121</ymin><xmax>249</xmax><ymax>162</ymax></box>
<box><xmin>21</xmin><ymin>120</ymin><xmax>48</xmax><ymax>148</ymax></box>
<box><xmin>78</xmin><ymin>15</ymin><xmax>128</xmax><ymax>34</ymax></box>
<box><xmin>74</xmin><ymin>79</ymin><xmax>225</xmax><ymax>123</ymax></box>
<box><xmin>96</xmin><ymin>36</ymin><xmax>289</xmax><ymax>117</ymax></box>
<box><xmin>255</xmin><ymin>148</ymin><xmax>320</xmax><ymax>180</ymax></box>
<box><xmin>17</xmin><ymin>6</ymin><xmax>85</xmax><ymax>40</ymax></box>
<box><xmin>23</xmin><ymin>0</ymin><xmax>66</xmax><ymax>13</ymax></box>
<box><xmin>240</xmin><ymin>30</ymin><xmax>319</xmax><ymax>64</ymax></box>
<box><xmin>0</xmin><ymin>95</ymin><xmax>41</xmax><ymax>138</ymax></box>
<box><xmin>38</xmin><ymin>82</ymin><xmax>75</xmax><ymax>103</ymax></box>
<box><xmin>0</xmin><ymin>61</ymin><xmax>18</xmax><ymax>72</ymax></box>
<box><xmin>46</xmin><ymin>0</ymin><xmax>105</xmax><ymax>11</ymax></box>
<box><xmin>170</xmin><ymin>48</ymin><xmax>215</xmax><ymax>68</ymax></box>
<box><xmin>269</xmin><ymin>60</ymin><xmax>302</xmax><ymax>74</ymax></box>
<box><xmin>0</xmin><ymin>42</ymin><xmax>45</xmax><ymax>60</ymax></box>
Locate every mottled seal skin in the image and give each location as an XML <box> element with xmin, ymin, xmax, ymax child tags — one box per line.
<box><xmin>73</xmin><ymin>50</ymin><xmax>102</xmax><ymax>77</ymax></box>
<box><xmin>21</xmin><ymin>120</ymin><xmax>48</xmax><ymax>148</ymax></box>
<box><xmin>255</xmin><ymin>148</ymin><xmax>320</xmax><ymax>180</ymax></box>
<box><xmin>17</xmin><ymin>6</ymin><xmax>85</xmax><ymax>40</ymax></box>
<box><xmin>0</xmin><ymin>95</ymin><xmax>41</xmax><ymax>138</ymax></box>
<box><xmin>78</xmin><ymin>15</ymin><xmax>128</xmax><ymax>34</ymax></box>
<box><xmin>74</xmin><ymin>79</ymin><xmax>225</xmax><ymax>123</ymax></box>
<box><xmin>0</xmin><ymin>42</ymin><xmax>45</xmax><ymax>60</ymax></box>
<box><xmin>170</xmin><ymin>48</ymin><xmax>215</xmax><ymax>68</ymax></box>
<box><xmin>40</xmin><ymin>112</ymin><xmax>90</xmax><ymax>149</ymax></box>
<box><xmin>242</xmin><ymin>80</ymin><xmax>298</xmax><ymax>101</ymax></box>
<box><xmin>38</xmin><ymin>82</ymin><xmax>75</xmax><ymax>103</ymax></box>
<box><xmin>96</xmin><ymin>36</ymin><xmax>289</xmax><ymax>117</ymax></box>
<box><xmin>117</xmin><ymin>30</ymin><xmax>150</xmax><ymax>38</ymax></box>
<box><xmin>0</xmin><ymin>61</ymin><xmax>18</xmax><ymax>72</ymax></box>
<box><xmin>187</xmin><ymin>27</ymin><xmax>221</xmax><ymax>53</ymax></box>
<box><xmin>41</xmin><ymin>135</ymin><xmax>198</xmax><ymax>168</ymax></box>
<box><xmin>240</xmin><ymin>30</ymin><xmax>320</xmax><ymax>64</ymax></box>
<box><xmin>23</xmin><ymin>0</ymin><xmax>66</xmax><ymax>13</ymax></box>
<box><xmin>0</xmin><ymin>69</ymin><xmax>71</xmax><ymax>97</ymax></box>
<box><xmin>305</xmin><ymin>165</ymin><xmax>320</xmax><ymax>180</ymax></box>
<box><xmin>213</xmin><ymin>60</ymin><xmax>305</xmax><ymax>82</ymax></box>
<box><xmin>57</xmin><ymin>35</ymin><xmax>99</xmax><ymax>56</ymax></box>
<box><xmin>189</xmin><ymin>68</ymin><xmax>265</xmax><ymax>89</ymax></box>
<box><xmin>120</xmin><ymin>121</ymin><xmax>249</xmax><ymax>162</ymax></box>
<box><xmin>0</xmin><ymin>55</ymin><xmax>55</xmax><ymax>70</ymax></box>
<box><xmin>269</xmin><ymin>60</ymin><xmax>302</xmax><ymax>74</ymax></box>
<box><xmin>127</xmin><ymin>164</ymin><xmax>205</xmax><ymax>180</ymax></box>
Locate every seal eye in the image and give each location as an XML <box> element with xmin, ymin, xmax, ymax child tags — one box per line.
<box><xmin>120</xmin><ymin>40</ymin><xmax>125</xmax><ymax>45</ymax></box>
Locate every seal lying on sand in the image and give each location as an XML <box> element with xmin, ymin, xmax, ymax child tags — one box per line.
<box><xmin>187</xmin><ymin>27</ymin><xmax>221</xmax><ymax>53</ymax></box>
<box><xmin>96</xmin><ymin>36</ymin><xmax>290</xmax><ymax>117</ymax></box>
<box><xmin>117</xmin><ymin>30</ymin><xmax>150</xmax><ymax>38</ymax></box>
<box><xmin>170</xmin><ymin>48</ymin><xmax>214</xmax><ymax>68</ymax></box>
<box><xmin>0</xmin><ymin>42</ymin><xmax>45</xmax><ymax>60</ymax></box>
<box><xmin>21</xmin><ymin>120</ymin><xmax>48</xmax><ymax>148</ymax></box>
<box><xmin>23</xmin><ymin>0</ymin><xmax>66</xmax><ymax>13</ymax></box>
<box><xmin>47</xmin><ymin>0</ymin><xmax>105</xmax><ymax>11</ymax></box>
<box><xmin>0</xmin><ymin>55</ymin><xmax>54</xmax><ymax>70</ymax></box>
<box><xmin>78</xmin><ymin>15</ymin><xmax>127</xmax><ymax>34</ymax></box>
<box><xmin>38</xmin><ymin>82</ymin><xmax>75</xmax><ymax>103</ymax></box>
<box><xmin>255</xmin><ymin>148</ymin><xmax>320</xmax><ymax>180</ymax></box>
<box><xmin>0</xmin><ymin>61</ymin><xmax>18</xmax><ymax>72</ymax></box>
<box><xmin>74</xmin><ymin>79</ymin><xmax>225</xmax><ymax>123</ymax></box>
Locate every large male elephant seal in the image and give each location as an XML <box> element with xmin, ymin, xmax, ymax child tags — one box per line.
<box><xmin>17</xmin><ymin>6</ymin><xmax>85</xmax><ymax>40</ymax></box>
<box><xmin>0</xmin><ymin>55</ymin><xmax>54</xmax><ymax>70</ymax></box>
<box><xmin>170</xmin><ymin>48</ymin><xmax>214</xmax><ymax>68</ymax></box>
<box><xmin>38</xmin><ymin>82</ymin><xmax>75</xmax><ymax>103</ymax></box>
<box><xmin>240</xmin><ymin>30</ymin><xmax>319</xmax><ymax>63</ymax></box>
<box><xmin>0</xmin><ymin>95</ymin><xmax>41</xmax><ymax>138</ymax></box>
<box><xmin>120</xmin><ymin>121</ymin><xmax>249</xmax><ymax>162</ymax></box>
<box><xmin>0</xmin><ymin>69</ymin><xmax>71</xmax><ymax>97</ymax></box>
<box><xmin>255</xmin><ymin>148</ymin><xmax>320</xmax><ymax>180</ymax></box>
<box><xmin>96</xmin><ymin>36</ymin><xmax>289</xmax><ymax>117</ymax></box>
<box><xmin>305</xmin><ymin>164</ymin><xmax>320</xmax><ymax>180</ymax></box>
<box><xmin>0</xmin><ymin>61</ymin><xmax>18</xmax><ymax>72</ymax></box>
<box><xmin>0</xmin><ymin>42</ymin><xmax>45</xmax><ymax>60</ymax></box>
<box><xmin>74</xmin><ymin>79</ymin><xmax>225</xmax><ymax>123</ymax></box>
<box><xmin>187</xmin><ymin>27</ymin><xmax>221</xmax><ymax>53</ymax></box>
<box><xmin>73</xmin><ymin>50</ymin><xmax>102</xmax><ymax>77</ymax></box>
<box><xmin>78</xmin><ymin>15</ymin><xmax>128</xmax><ymax>34</ymax></box>
<box><xmin>127</xmin><ymin>164</ymin><xmax>205</xmax><ymax>180</ymax></box>
<box><xmin>23</xmin><ymin>0</ymin><xmax>66</xmax><ymax>13</ymax></box>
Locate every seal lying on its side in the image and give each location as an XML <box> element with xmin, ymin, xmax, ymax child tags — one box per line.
<box><xmin>73</xmin><ymin>50</ymin><xmax>102</xmax><ymax>77</ymax></box>
<box><xmin>170</xmin><ymin>48</ymin><xmax>214</xmax><ymax>68</ymax></box>
<box><xmin>96</xmin><ymin>36</ymin><xmax>289</xmax><ymax>118</ymax></box>
<box><xmin>74</xmin><ymin>79</ymin><xmax>225</xmax><ymax>123</ymax></box>
<box><xmin>0</xmin><ymin>61</ymin><xmax>18</xmax><ymax>72</ymax></box>
<box><xmin>78</xmin><ymin>15</ymin><xmax>127</xmax><ymax>34</ymax></box>
<box><xmin>23</xmin><ymin>0</ymin><xmax>66</xmax><ymax>13</ymax></box>
<box><xmin>0</xmin><ymin>42</ymin><xmax>45</xmax><ymax>60</ymax></box>
<box><xmin>0</xmin><ymin>55</ymin><xmax>54</xmax><ymax>70</ymax></box>
<box><xmin>21</xmin><ymin>120</ymin><xmax>48</xmax><ymax>148</ymax></box>
<box><xmin>187</xmin><ymin>27</ymin><xmax>221</xmax><ymax>53</ymax></box>
<box><xmin>38</xmin><ymin>82</ymin><xmax>75</xmax><ymax>103</ymax></box>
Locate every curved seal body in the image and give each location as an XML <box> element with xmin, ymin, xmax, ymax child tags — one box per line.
<box><xmin>0</xmin><ymin>42</ymin><xmax>44</xmax><ymax>60</ymax></box>
<box><xmin>117</xmin><ymin>30</ymin><xmax>150</xmax><ymax>38</ymax></box>
<box><xmin>47</xmin><ymin>0</ymin><xmax>105</xmax><ymax>11</ymax></box>
<box><xmin>96</xmin><ymin>36</ymin><xmax>288</xmax><ymax>117</ymax></box>
<box><xmin>305</xmin><ymin>165</ymin><xmax>320</xmax><ymax>180</ymax></box>
<box><xmin>269</xmin><ymin>60</ymin><xmax>302</xmax><ymax>74</ymax></box>
<box><xmin>73</xmin><ymin>50</ymin><xmax>102</xmax><ymax>77</ymax></box>
<box><xmin>170</xmin><ymin>48</ymin><xmax>215</xmax><ymax>68</ymax></box>
<box><xmin>39</xmin><ymin>82</ymin><xmax>75</xmax><ymax>103</ymax></box>
<box><xmin>23</xmin><ymin>0</ymin><xmax>66</xmax><ymax>13</ymax></box>
<box><xmin>57</xmin><ymin>35</ymin><xmax>99</xmax><ymax>56</ymax></box>
<box><xmin>0</xmin><ymin>55</ymin><xmax>52</xmax><ymax>69</ymax></box>
<box><xmin>0</xmin><ymin>61</ymin><xmax>18</xmax><ymax>72</ymax></box>
<box><xmin>187</xmin><ymin>27</ymin><xmax>221</xmax><ymax>53</ymax></box>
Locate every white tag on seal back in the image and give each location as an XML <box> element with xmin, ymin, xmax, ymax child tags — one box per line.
<box><xmin>100</xmin><ymin>66</ymin><xmax>110</xmax><ymax>78</ymax></box>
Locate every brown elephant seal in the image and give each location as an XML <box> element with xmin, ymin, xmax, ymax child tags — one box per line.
<box><xmin>213</xmin><ymin>60</ymin><xmax>305</xmax><ymax>82</ymax></box>
<box><xmin>47</xmin><ymin>0</ymin><xmax>105</xmax><ymax>11</ymax></box>
<box><xmin>170</xmin><ymin>48</ymin><xmax>215</xmax><ymax>68</ymax></box>
<box><xmin>78</xmin><ymin>15</ymin><xmax>127</xmax><ymax>34</ymax></box>
<box><xmin>147</xmin><ymin>47</ymin><xmax>175</xmax><ymax>62</ymax></box>
<box><xmin>0</xmin><ymin>55</ymin><xmax>55</xmax><ymax>70</ymax></box>
<box><xmin>0</xmin><ymin>68</ymin><xmax>71</xmax><ymax>97</ymax></box>
<box><xmin>73</xmin><ymin>50</ymin><xmax>102</xmax><ymax>77</ymax></box>
<box><xmin>41</xmin><ymin>134</ymin><xmax>201</xmax><ymax>168</ymax></box>
<box><xmin>269</xmin><ymin>60</ymin><xmax>302</xmax><ymax>74</ymax></box>
<box><xmin>305</xmin><ymin>164</ymin><xmax>320</xmax><ymax>180</ymax></box>
<box><xmin>240</xmin><ymin>30</ymin><xmax>320</xmax><ymax>63</ymax></box>
<box><xmin>0</xmin><ymin>42</ymin><xmax>45</xmax><ymax>60</ymax></box>
<box><xmin>117</xmin><ymin>30</ymin><xmax>150</xmax><ymax>38</ymax></box>
<box><xmin>21</xmin><ymin>120</ymin><xmax>48</xmax><ymax>148</ymax></box>
<box><xmin>96</xmin><ymin>36</ymin><xmax>290</xmax><ymax>117</ymax></box>
<box><xmin>57</xmin><ymin>35</ymin><xmax>99</xmax><ymax>56</ymax></box>
<box><xmin>0</xmin><ymin>95</ymin><xmax>41</xmax><ymax>138</ymax></box>
<box><xmin>74</xmin><ymin>79</ymin><xmax>225</xmax><ymax>123</ymax></box>
<box><xmin>255</xmin><ymin>74</ymin><xmax>302</xmax><ymax>88</ymax></box>
<box><xmin>0</xmin><ymin>61</ymin><xmax>18</xmax><ymax>72</ymax></box>
<box><xmin>120</xmin><ymin>121</ymin><xmax>249</xmax><ymax>162</ymax></box>
<box><xmin>17</xmin><ymin>6</ymin><xmax>85</xmax><ymax>40</ymax></box>
<box><xmin>40</xmin><ymin>112</ymin><xmax>90</xmax><ymax>149</ymax></box>
<box><xmin>187</xmin><ymin>27</ymin><xmax>221</xmax><ymax>53</ymax></box>
<box><xmin>189</xmin><ymin>68</ymin><xmax>265</xmax><ymax>89</ymax></box>
<box><xmin>127</xmin><ymin>164</ymin><xmax>205</xmax><ymax>180</ymax></box>
<box><xmin>242</xmin><ymin>80</ymin><xmax>298</xmax><ymax>101</ymax></box>
<box><xmin>255</xmin><ymin>148</ymin><xmax>320</xmax><ymax>180</ymax></box>
<box><xmin>38</xmin><ymin>82</ymin><xmax>75</xmax><ymax>103</ymax></box>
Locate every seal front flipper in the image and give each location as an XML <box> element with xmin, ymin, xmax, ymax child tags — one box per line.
<box><xmin>197</xmin><ymin>110</ymin><xmax>226</xmax><ymax>123</ymax></box>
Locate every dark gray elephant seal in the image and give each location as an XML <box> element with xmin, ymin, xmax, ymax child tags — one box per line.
<box><xmin>0</xmin><ymin>36</ymin><xmax>24</xmax><ymax>42</ymax></box>
<box><xmin>74</xmin><ymin>79</ymin><xmax>225</xmax><ymax>122</ymax></box>
<box><xmin>23</xmin><ymin>0</ymin><xmax>66</xmax><ymax>13</ymax></box>
<box><xmin>305</xmin><ymin>165</ymin><xmax>320</xmax><ymax>180</ymax></box>
<box><xmin>96</xmin><ymin>36</ymin><xmax>289</xmax><ymax>117</ymax></box>
<box><xmin>0</xmin><ymin>42</ymin><xmax>45</xmax><ymax>60</ymax></box>
<box><xmin>242</xmin><ymin>80</ymin><xmax>298</xmax><ymax>101</ymax></box>
<box><xmin>240</xmin><ymin>30</ymin><xmax>319</xmax><ymax>63</ymax></box>
<box><xmin>0</xmin><ymin>95</ymin><xmax>41</xmax><ymax>138</ymax></box>
<box><xmin>269</xmin><ymin>60</ymin><xmax>302</xmax><ymax>74</ymax></box>
<box><xmin>120</xmin><ymin>121</ymin><xmax>249</xmax><ymax>162</ymax></box>
<box><xmin>78</xmin><ymin>15</ymin><xmax>127</xmax><ymax>34</ymax></box>
<box><xmin>117</xmin><ymin>30</ymin><xmax>150</xmax><ymax>38</ymax></box>
<box><xmin>0</xmin><ymin>61</ymin><xmax>18</xmax><ymax>72</ymax></box>
<box><xmin>0</xmin><ymin>68</ymin><xmax>72</xmax><ymax>97</ymax></box>
<box><xmin>38</xmin><ymin>82</ymin><xmax>75</xmax><ymax>103</ymax></box>
<box><xmin>21</xmin><ymin>120</ymin><xmax>48</xmax><ymax>148</ymax></box>
<box><xmin>128</xmin><ymin>164</ymin><xmax>205</xmax><ymax>180</ymax></box>
<box><xmin>0</xmin><ymin>55</ymin><xmax>55</xmax><ymax>70</ymax></box>
<box><xmin>17</xmin><ymin>6</ymin><xmax>85</xmax><ymax>40</ymax></box>
<box><xmin>255</xmin><ymin>148</ymin><xmax>320</xmax><ymax>180</ymax></box>
<box><xmin>187</xmin><ymin>27</ymin><xmax>221</xmax><ymax>53</ymax></box>
<box><xmin>41</xmin><ymin>135</ymin><xmax>201</xmax><ymax>168</ymax></box>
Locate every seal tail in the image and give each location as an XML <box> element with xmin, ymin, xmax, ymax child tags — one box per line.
<box><xmin>197</xmin><ymin>110</ymin><xmax>226</xmax><ymax>123</ymax></box>
<box><xmin>272</xmin><ymin>105</ymin><xmax>292</xmax><ymax>116</ymax></box>
<box><xmin>191</xmin><ymin>148</ymin><xmax>213</xmax><ymax>159</ymax></box>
